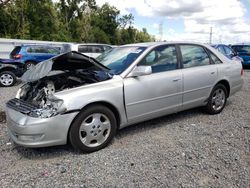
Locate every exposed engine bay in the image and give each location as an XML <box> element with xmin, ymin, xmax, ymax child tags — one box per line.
<box><xmin>7</xmin><ymin>51</ymin><xmax>112</xmax><ymax>118</ymax></box>
<box><xmin>8</xmin><ymin>70</ymin><xmax>112</xmax><ymax>118</ymax></box>
<box><xmin>18</xmin><ymin>70</ymin><xmax>111</xmax><ymax>106</ymax></box>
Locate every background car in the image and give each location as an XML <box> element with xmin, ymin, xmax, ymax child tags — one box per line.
<box><xmin>211</xmin><ymin>44</ymin><xmax>243</xmax><ymax>63</ymax></box>
<box><xmin>10</xmin><ymin>45</ymin><xmax>60</xmax><ymax>69</ymax></box>
<box><xmin>0</xmin><ymin>59</ymin><xmax>25</xmax><ymax>87</ymax></box>
<box><xmin>231</xmin><ymin>44</ymin><xmax>250</xmax><ymax>67</ymax></box>
<box><xmin>61</xmin><ymin>43</ymin><xmax>113</xmax><ymax>58</ymax></box>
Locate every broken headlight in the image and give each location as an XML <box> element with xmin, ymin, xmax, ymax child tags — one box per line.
<box><xmin>29</xmin><ymin>97</ymin><xmax>66</xmax><ymax>118</ymax></box>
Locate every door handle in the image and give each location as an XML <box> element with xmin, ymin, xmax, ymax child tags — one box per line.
<box><xmin>172</xmin><ymin>78</ymin><xmax>181</xmax><ymax>82</ymax></box>
<box><xmin>210</xmin><ymin>72</ymin><xmax>215</xmax><ymax>74</ymax></box>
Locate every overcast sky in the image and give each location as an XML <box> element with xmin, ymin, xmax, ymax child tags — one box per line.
<box><xmin>96</xmin><ymin>0</ymin><xmax>250</xmax><ymax>44</ymax></box>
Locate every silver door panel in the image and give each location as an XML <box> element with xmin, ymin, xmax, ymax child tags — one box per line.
<box><xmin>124</xmin><ymin>70</ymin><xmax>182</xmax><ymax>123</ymax></box>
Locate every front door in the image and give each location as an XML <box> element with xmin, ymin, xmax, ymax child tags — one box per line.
<box><xmin>124</xmin><ymin>45</ymin><xmax>183</xmax><ymax>124</ymax></box>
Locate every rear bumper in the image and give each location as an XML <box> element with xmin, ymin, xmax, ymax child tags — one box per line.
<box><xmin>230</xmin><ymin>78</ymin><xmax>244</xmax><ymax>97</ymax></box>
<box><xmin>6</xmin><ymin>107</ymin><xmax>78</xmax><ymax>148</ymax></box>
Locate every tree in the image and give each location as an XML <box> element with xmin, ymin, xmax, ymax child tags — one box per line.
<box><xmin>118</xmin><ymin>13</ymin><xmax>134</xmax><ymax>29</ymax></box>
<box><xmin>91</xmin><ymin>3</ymin><xmax>120</xmax><ymax>43</ymax></box>
<box><xmin>0</xmin><ymin>0</ymin><xmax>155</xmax><ymax>43</ymax></box>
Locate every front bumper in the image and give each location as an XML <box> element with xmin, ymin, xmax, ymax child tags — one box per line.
<box><xmin>6</xmin><ymin>107</ymin><xmax>78</xmax><ymax>148</ymax></box>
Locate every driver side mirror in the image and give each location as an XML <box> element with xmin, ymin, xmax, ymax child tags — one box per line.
<box><xmin>129</xmin><ymin>66</ymin><xmax>152</xmax><ymax>77</ymax></box>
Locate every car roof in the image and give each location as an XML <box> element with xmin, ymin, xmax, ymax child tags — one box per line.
<box><xmin>16</xmin><ymin>44</ymin><xmax>59</xmax><ymax>48</ymax></box>
<box><xmin>121</xmin><ymin>41</ymin><xmax>211</xmax><ymax>48</ymax></box>
<box><xmin>231</xmin><ymin>44</ymin><xmax>250</xmax><ymax>46</ymax></box>
<box><xmin>64</xmin><ymin>43</ymin><xmax>112</xmax><ymax>46</ymax></box>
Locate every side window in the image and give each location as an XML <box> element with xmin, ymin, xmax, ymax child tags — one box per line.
<box><xmin>27</xmin><ymin>47</ymin><xmax>33</xmax><ymax>53</ymax></box>
<box><xmin>91</xmin><ymin>45</ymin><xmax>104</xmax><ymax>53</ymax></box>
<box><xmin>180</xmin><ymin>45</ymin><xmax>210</xmax><ymax>68</ymax></box>
<box><xmin>47</xmin><ymin>47</ymin><xmax>59</xmax><ymax>54</ymax></box>
<box><xmin>208</xmin><ymin>50</ymin><xmax>223</xmax><ymax>64</ymax></box>
<box><xmin>218</xmin><ymin>46</ymin><xmax>225</xmax><ymax>55</ymax></box>
<box><xmin>139</xmin><ymin>45</ymin><xmax>177</xmax><ymax>73</ymax></box>
<box><xmin>224</xmin><ymin>46</ymin><xmax>233</xmax><ymax>56</ymax></box>
<box><xmin>78</xmin><ymin>45</ymin><xmax>89</xmax><ymax>53</ymax></box>
<box><xmin>103</xmin><ymin>45</ymin><xmax>112</xmax><ymax>51</ymax></box>
<box><xmin>27</xmin><ymin>46</ymin><xmax>47</xmax><ymax>53</ymax></box>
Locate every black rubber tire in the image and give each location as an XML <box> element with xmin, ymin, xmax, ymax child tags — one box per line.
<box><xmin>69</xmin><ymin>105</ymin><xmax>117</xmax><ymax>153</ymax></box>
<box><xmin>25</xmin><ymin>61</ymin><xmax>36</xmax><ymax>70</ymax></box>
<box><xmin>0</xmin><ymin>71</ymin><xmax>17</xmax><ymax>87</ymax></box>
<box><xmin>204</xmin><ymin>84</ymin><xmax>228</xmax><ymax>114</ymax></box>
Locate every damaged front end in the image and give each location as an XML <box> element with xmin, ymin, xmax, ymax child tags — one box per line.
<box><xmin>6</xmin><ymin>51</ymin><xmax>112</xmax><ymax>118</ymax></box>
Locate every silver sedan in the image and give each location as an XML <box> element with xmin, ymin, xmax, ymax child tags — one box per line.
<box><xmin>6</xmin><ymin>42</ymin><xmax>243</xmax><ymax>152</ymax></box>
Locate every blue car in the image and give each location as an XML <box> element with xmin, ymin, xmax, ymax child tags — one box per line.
<box><xmin>211</xmin><ymin>44</ymin><xmax>243</xmax><ymax>63</ymax></box>
<box><xmin>10</xmin><ymin>45</ymin><xmax>60</xmax><ymax>69</ymax></box>
<box><xmin>231</xmin><ymin>44</ymin><xmax>250</xmax><ymax>67</ymax></box>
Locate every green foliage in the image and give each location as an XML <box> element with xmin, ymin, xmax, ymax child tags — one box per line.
<box><xmin>0</xmin><ymin>0</ymin><xmax>154</xmax><ymax>44</ymax></box>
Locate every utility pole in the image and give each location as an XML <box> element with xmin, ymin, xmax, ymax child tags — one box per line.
<box><xmin>159</xmin><ymin>22</ymin><xmax>163</xmax><ymax>42</ymax></box>
<box><xmin>209</xmin><ymin>27</ymin><xmax>213</xmax><ymax>44</ymax></box>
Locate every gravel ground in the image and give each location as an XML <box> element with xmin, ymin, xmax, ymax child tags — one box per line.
<box><xmin>0</xmin><ymin>71</ymin><xmax>250</xmax><ymax>187</ymax></box>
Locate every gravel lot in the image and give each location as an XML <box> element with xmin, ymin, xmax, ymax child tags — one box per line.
<box><xmin>0</xmin><ymin>71</ymin><xmax>250</xmax><ymax>187</ymax></box>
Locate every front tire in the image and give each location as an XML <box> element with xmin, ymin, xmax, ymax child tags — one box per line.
<box><xmin>0</xmin><ymin>71</ymin><xmax>17</xmax><ymax>87</ymax></box>
<box><xmin>69</xmin><ymin>105</ymin><xmax>117</xmax><ymax>153</ymax></box>
<box><xmin>204</xmin><ymin>84</ymin><xmax>227</xmax><ymax>114</ymax></box>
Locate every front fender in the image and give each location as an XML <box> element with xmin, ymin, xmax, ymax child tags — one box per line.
<box><xmin>54</xmin><ymin>76</ymin><xmax>127</xmax><ymax>127</ymax></box>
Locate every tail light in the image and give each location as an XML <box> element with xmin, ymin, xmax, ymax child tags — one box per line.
<box><xmin>241</xmin><ymin>68</ymin><xmax>244</xmax><ymax>76</ymax></box>
<box><xmin>13</xmin><ymin>54</ymin><xmax>22</xmax><ymax>59</ymax></box>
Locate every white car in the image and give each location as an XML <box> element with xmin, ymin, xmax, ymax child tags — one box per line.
<box><xmin>61</xmin><ymin>43</ymin><xmax>113</xmax><ymax>58</ymax></box>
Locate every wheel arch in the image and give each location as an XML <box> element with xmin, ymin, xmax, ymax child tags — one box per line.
<box><xmin>67</xmin><ymin>101</ymin><xmax>121</xmax><ymax>143</ymax></box>
<box><xmin>0</xmin><ymin>67</ymin><xmax>16</xmax><ymax>73</ymax></box>
<box><xmin>24</xmin><ymin>60</ymin><xmax>37</xmax><ymax>64</ymax></box>
<box><xmin>215</xmin><ymin>79</ymin><xmax>230</xmax><ymax>97</ymax></box>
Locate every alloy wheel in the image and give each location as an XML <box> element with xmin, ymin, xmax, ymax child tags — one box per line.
<box><xmin>0</xmin><ymin>73</ymin><xmax>14</xmax><ymax>86</ymax></box>
<box><xmin>211</xmin><ymin>88</ymin><xmax>226</xmax><ymax>111</ymax></box>
<box><xmin>79</xmin><ymin>113</ymin><xmax>111</xmax><ymax>147</ymax></box>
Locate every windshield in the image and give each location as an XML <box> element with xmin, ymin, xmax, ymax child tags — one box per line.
<box><xmin>96</xmin><ymin>46</ymin><xmax>146</xmax><ymax>74</ymax></box>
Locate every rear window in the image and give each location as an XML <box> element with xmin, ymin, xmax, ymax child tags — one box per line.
<box><xmin>231</xmin><ymin>45</ymin><xmax>250</xmax><ymax>53</ymax></box>
<box><xmin>10</xmin><ymin>46</ymin><xmax>21</xmax><ymax>58</ymax></box>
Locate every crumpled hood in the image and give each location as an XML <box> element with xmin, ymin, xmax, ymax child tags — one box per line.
<box><xmin>21</xmin><ymin>51</ymin><xmax>109</xmax><ymax>82</ymax></box>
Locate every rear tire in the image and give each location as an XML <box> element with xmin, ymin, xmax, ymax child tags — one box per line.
<box><xmin>69</xmin><ymin>105</ymin><xmax>117</xmax><ymax>153</ymax></box>
<box><xmin>204</xmin><ymin>84</ymin><xmax>227</xmax><ymax>114</ymax></box>
<box><xmin>0</xmin><ymin>71</ymin><xmax>16</xmax><ymax>87</ymax></box>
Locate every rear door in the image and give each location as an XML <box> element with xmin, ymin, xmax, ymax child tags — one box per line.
<box><xmin>124</xmin><ymin>45</ymin><xmax>183</xmax><ymax>123</ymax></box>
<box><xmin>179</xmin><ymin>44</ymin><xmax>218</xmax><ymax>110</ymax></box>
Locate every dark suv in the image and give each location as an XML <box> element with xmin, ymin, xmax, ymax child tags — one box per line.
<box><xmin>0</xmin><ymin>59</ymin><xmax>25</xmax><ymax>87</ymax></box>
<box><xmin>10</xmin><ymin>45</ymin><xmax>60</xmax><ymax>69</ymax></box>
